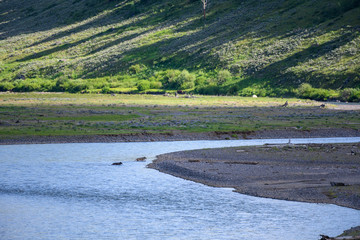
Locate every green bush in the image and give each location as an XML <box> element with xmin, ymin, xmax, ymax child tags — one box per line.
<box><xmin>226</xmin><ymin>84</ymin><xmax>240</xmax><ymax>95</ymax></box>
<box><xmin>13</xmin><ymin>80</ymin><xmax>41</xmax><ymax>92</ymax></box>
<box><xmin>195</xmin><ymin>84</ymin><xmax>220</xmax><ymax>95</ymax></box>
<box><xmin>54</xmin><ymin>77</ymin><xmax>70</xmax><ymax>92</ymax></box>
<box><xmin>296</xmin><ymin>83</ymin><xmax>338</xmax><ymax>101</ymax></box>
<box><xmin>238</xmin><ymin>87</ymin><xmax>267</xmax><ymax>97</ymax></box>
<box><xmin>340</xmin><ymin>88</ymin><xmax>360</xmax><ymax>102</ymax></box>
<box><xmin>194</xmin><ymin>75</ymin><xmax>207</xmax><ymax>86</ymax></box>
<box><xmin>66</xmin><ymin>81</ymin><xmax>89</xmax><ymax>93</ymax></box>
<box><xmin>128</xmin><ymin>64</ymin><xmax>142</xmax><ymax>75</ymax></box>
<box><xmin>296</xmin><ymin>83</ymin><xmax>313</xmax><ymax>98</ymax></box>
<box><xmin>161</xmin><ymin>69</ymin><xmax>195</xmax><ymax>90</ymax></box>
<box><xmin>162</xmin><ymin>69</ymin><xmax>181</xmax><ymax>89</ymax></box>
<box><xmin>217</xmin><ymin>69</ymin><xmax>232</xmax><ymax>85</ymax></box>
<box><xmin>308</xmin><ymin>88</ymin><xmax>332</xmax><ymax>101</ymax></box>
<box><xmin>101</xmin><ymin>86</ymin><xmax>110</xmax><ymax>93</ymax></box>
<box><xmin>137</xmin><ymin>80</ymin><xmax>151</xmax><ymax>91</ymax></box>
<box><xmin>175</xmin><ymin>70</ymin><xmax>195</xmax><ymax>90</ymax></box>
<box><xmin>0</xmin><ymin>82</ymin><xmax>15</xmax><ymax>91</ymax></box>
<box><xmin>150</xmin><ymin>81</ymin><xmax>162</xmax><ymax>89</ymax></box>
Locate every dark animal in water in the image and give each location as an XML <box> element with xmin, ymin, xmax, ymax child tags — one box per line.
<box><xmin>112</xmin><ymin>162</ymin><xmax>123</xmax><ymax>165</ymax></box>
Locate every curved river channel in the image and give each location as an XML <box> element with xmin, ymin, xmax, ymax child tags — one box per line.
<box><xmin>1</xmin><ymin>137</ymin><xmax>360</xmax><ymax>240</ymax></box>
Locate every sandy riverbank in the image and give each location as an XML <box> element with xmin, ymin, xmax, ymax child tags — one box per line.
<box><xmin>1</xmin><ymin>128</ymin><xmax>360</xmax><ymax>145</ymax></box>
<box><xmin>148</xmin><ymin>142</ymin><xmax>360</xmax><ymax>210</ymax></box>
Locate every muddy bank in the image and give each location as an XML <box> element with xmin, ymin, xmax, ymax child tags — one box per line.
<box><xmin>1</xmin><ymin>128</ymin><xmax>360</xmax><ymax>145</ymax></box>
<box><xmin>148</xmin><ymin>142</ymin><xmax>360</xmax><ymax>210</ymax></box>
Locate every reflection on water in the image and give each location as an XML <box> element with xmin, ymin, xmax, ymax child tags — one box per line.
<box><xmin>1</xmin><ymin>138</ymin><xmax>360</xmax><ymax>240</ymax></box>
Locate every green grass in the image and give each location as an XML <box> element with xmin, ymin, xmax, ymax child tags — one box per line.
<box><xmin>0</xmin><ymin>92</ymin><xmax>359</xmax><ymax>139</ymax></box>
<box><xmin>0</xmin><ymin>0</ymin><xmax>359</xmax><ymax>99</ymax></box>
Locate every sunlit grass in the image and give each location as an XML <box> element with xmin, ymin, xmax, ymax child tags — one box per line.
<box><xmin>0</xmin><ymin>92</ymin><xmax>358</xmax><ymax>139</ymax></box>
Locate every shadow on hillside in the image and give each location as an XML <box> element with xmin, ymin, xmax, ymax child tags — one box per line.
<box><xmin>10</xmin><ymin>0</ymin><xmax>198</xmax><ymax>62</ymax></box>
<box><xmin>233</xmin><ymin>30</ymin><xmax>359</xmax><ymax>89</ymax></box>
<box><xmin>14</xmin><ymin>0</ymin><xmax>206</xmax><ymax>64</ymax></box>
<box><xmin>16</xmin><ymin>15</ymin><xmax>158</xmax><ymax>62</ymax></box>
<box><xmin>78</xmin><ymin>0</ymin><xmax>360</xmax><ymax>78</ymax></box>
<box><xmin>78</xmin><ymin>2</ymin><xmax>266</xmax><ymax>76</ymax></box>
<box><xmin>0</xmin><ymin>0</ymin><xmax>154</xmax><ymax>40</ymax></box>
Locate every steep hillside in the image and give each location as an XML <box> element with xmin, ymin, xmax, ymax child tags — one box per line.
<box><xmin>0</xmin><ymin>0</ymin><xmax>359</xmax><ymax>99</ymax></box>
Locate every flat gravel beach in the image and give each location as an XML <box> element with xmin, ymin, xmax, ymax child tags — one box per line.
<box><xmin>149</xmin><ymin>142</ymin><xmax>360</xmax><ymax>210</ymax></box>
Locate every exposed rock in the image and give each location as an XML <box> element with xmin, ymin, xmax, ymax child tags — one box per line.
<box><xmin>330</xmin><ymin>182</ymin><xmax>346</xmax><ymax>187</ymax></box>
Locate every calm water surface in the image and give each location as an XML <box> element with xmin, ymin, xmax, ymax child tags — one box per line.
<box><xmin>1</xmin><ymin>138</ymin><xmax>360</xmax><ymax>240</ymax></box>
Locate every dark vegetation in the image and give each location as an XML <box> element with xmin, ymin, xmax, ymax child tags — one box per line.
<box><xmin>0</xmin><ymin>0</ymin><xmax>359</xmax><ymax>101</ymax></box>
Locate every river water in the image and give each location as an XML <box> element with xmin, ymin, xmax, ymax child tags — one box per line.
<box><xmin>1</xmin><ymin>138</ymin><xmax>360</xmax><ymax>240</ymax></box>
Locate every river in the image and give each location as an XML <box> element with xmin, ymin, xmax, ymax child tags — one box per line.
<box><xmin>1</xmin><ymin>138</ymin><xmax>360</xmax><ymax>239</ymax></box>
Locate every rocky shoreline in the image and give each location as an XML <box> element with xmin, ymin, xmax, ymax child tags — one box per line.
<box><xmin>1</xmin><ymin>128</ymin><xmax>360</xmax><ymax>145</ymax></box>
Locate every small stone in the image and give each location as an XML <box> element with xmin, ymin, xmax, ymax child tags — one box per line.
<box><xmin>136</xmin><ymin>157</ymin><xmax>146</xmax><ymax>162</ymax></box>
<box><xmin>330</xmin><ymin>182</ymin><xmax>346</xmax><ymax>187</ymax></box>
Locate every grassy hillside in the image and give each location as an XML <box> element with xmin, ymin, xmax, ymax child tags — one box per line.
<box><xmin>0</xmin><ymin>0</ymin><xmax>359</xmax><ymax>100</ymax></box>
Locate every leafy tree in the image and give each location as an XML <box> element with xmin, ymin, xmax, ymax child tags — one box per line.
<box><xmin>217</xmin><ymin>69</ymin><xmax>232</xmax><ymax>85</ymax></box>
<box><xmin>296</xmin><ymin>83</ymin><xmax>313</xmax><ymax>98</ymax></box>
<box><xmin>175</xmin><ymin>70</ymin><xmax>195</xmax><ymax>90</ymax></box>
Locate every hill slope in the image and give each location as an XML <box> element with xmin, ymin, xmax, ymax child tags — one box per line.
<box><xmin>0</xmin><ymin>0</ymin><xmax>359</xmax><ymax>98</ymax></box>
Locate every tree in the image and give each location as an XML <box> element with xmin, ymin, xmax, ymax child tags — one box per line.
<box><xmin>200</xmin><ymin>0</ymin><xmax>208</xmax><ymax>20</ymax></box>
<box><xmin>217</xmin><ymin>69</ymin><xmax>232</xmax><ymax>85</ymax></box>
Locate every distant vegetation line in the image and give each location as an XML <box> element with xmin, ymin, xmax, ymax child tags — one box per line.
<box><xmin>0</xmin><ymin>0</ymin><xmax>359</xmax><ymax>101</ymax></box>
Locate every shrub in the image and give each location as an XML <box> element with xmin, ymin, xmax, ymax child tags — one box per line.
<box><xmin>128</xmin><ymin>64</ymin><xmax>142</xmax><ymax>75</ymax></box>
<box><xmin>350</xmin><ymin>91</ymin><xmax>360</xmax><ymax>102</ymax></box>
<box><xmin>296</xmin><ymin>83</ymin><xmax>338</xmax><ymax>101</ymax></box>
<box><xmin>66</xmin><ymin>81</ymin><xmax>89</xmax><ymax>93</ymax></box>
<box><xmin>194</xmin><ymin>75</ymin><xmax>206</xmax><ymax>86</ymax></box>
<box><xmin>54</xmin><ymin>77</ymin><xmax>70</xmax><ymax>92</ymax></box>
<box><xmin>161</xmin><ymin>69</ymin><xmax>195</xmax><ymax>90</ymax></box>
<box><xmin>217</xmin><ymin>69</ymin><xmax>232</xmax><ymax>85</ymax></box>
<box><xmin>296</xmin><ymin>83</ymin><xmax>313</xmax><ymax>98</ymax></box>
<box><xmin>340</xmin><ymin>88</ymin><xmax>360</xmax><ymax>102</ymax></box>
<box><xmin>226</xmin><ymin>84</ymin><xmax>240</xmax><ymax>95</ymax></box>
<box><xmin>0</xmin><ymin>82</ymin><xmax>15</xmax><ymax>91</ymax></box>
<box><xmin>162</xmin><ymin>69</ymin><xmax>181</xmax><ymax>89</ymax></box>
<box><xmin>150</xmin><ymin>81</ymin><xmax>162</xmax><ymax>89</ymax></box>
<box><xmin>101</xmin><ymin>86</ymin><xmax>110</xmax><ymax>93</ymax></box>
<box><xmin>137</xmin><ymin>80</ymin><xmax>151</xmax><ymax>91</ymax></box>
<box><xmin>195</xmin><ymin>84</ymin><xmax>220</xmax><ymax>95</ymax></box>
<box><xmin>175</xmin><ymin>70</ymin><xmax>195</xmax><ymax>90</ymax></box>
<box><xmin>238</xmin><ymin>87</ymin><xmax>264</xmax><ymax>97</ymax></box>
<box><xmin>40</xmin><ymin>80</ymin><xmax>56</xmax><ymax>92</ymax></box>
<box><xmin>13</xmin><ymin>80</ymin><xmax>41</xmax><ymax>92</ymax></box>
